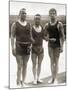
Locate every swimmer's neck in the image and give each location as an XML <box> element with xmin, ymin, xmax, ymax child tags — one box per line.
<box><xmin>35</xmin><ymin>24</ymin><xmax>40</xmax><ymax>27</ymax></box>
<box><xmin>50</xmin><ymin>18</ymin><xmax>57</xmax><ymax>24</ymax></box>
<box><xmin>20</xmin><ymin>18</ymin><xmax>26</xmax><ymax>22</ymax></box>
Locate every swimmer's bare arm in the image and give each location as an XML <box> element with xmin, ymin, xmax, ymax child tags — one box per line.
<box><xmin>58</xmin><ymin>22</ymin><xmax>65</xmax><ymax>52</ymax></box>
<box><xmin>58</xmin><ymin>22</ymin><xmax>65</xmax><ymax>42</ymax></box>
<box><xmin>30</xmin><ymin>25</ymin><xmax>35</xmax><ymax>44</ymax></box>
<box><xmin>11</xmin><ymin>22</ymin><xmax>16</xmax><ymax>56</ymax></box>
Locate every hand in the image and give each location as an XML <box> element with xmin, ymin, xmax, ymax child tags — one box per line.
<box><xmin>31</xmin><ymin>38</ymin><xmax>35</xmax><ymax>44</ymax></box>
<box><xmin>12</xmin><ymin>48</ymin><xmax>16</xmax><ymax>56</ymax></box>
<box><xmin>44</xmin><ymin>37</ymin><xmax>49</xmax><ymax>41</ymax></box>
<box><xmin>59</xmin><ymin>47</ymin><xmax>63</xmax><ymax>53</ymax></box>
<box><xmin>32</xmin><ymin>39</ymin><xmax>35</xmax><ymax>44</ymax></box>
<box><xmin>44</xmin><ymin>35</ymin><xmax>49</xmax><ymax>41</ymax></box>
<box><xmin>50</xmin><ymin>38</ymin><xmax>56</xmax><ymax>42</ymax></box>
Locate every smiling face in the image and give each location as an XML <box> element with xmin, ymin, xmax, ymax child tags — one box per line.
<box><xmin>34</xmin><ymin>14</ymin><xmax>41</xmax><ymax>26</ymax></box>
<box><xmin>19</xmin><ymin>8</ymin><xmax>26</xmax><ymax>21</ymax></box>
<box><xmin>49</xmin><ymin>8</ymin><xmax>57</xmax><ymax>20</ymax></box>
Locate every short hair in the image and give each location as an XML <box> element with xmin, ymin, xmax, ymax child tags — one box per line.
<box><xmin>19</xmin><ymin>8</ymin><xmax>26</xmax><ymax>15</ymax></box>
<box><xmin>34</xmin><ymin>14</ymin><xmax>41</xmax><ymax>19</ymax></box>
<box><xmin>49</xmin><ymin>8</ymin><xmax>57</xmax><ymax>15</ymax></box>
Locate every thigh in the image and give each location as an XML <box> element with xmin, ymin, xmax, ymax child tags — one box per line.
<box><xmin>31</xmin><ymin>53</ymin><xmax>37</xmax><ymax>65</ymax></box>
<box><xmin>38</xmin><ymin>52</ymin><xmax>44</xmax><ymax>64</ymax></box>
<box><xmin>48</xmin><ymin>46</ymin><xmax>54</xmax><ymax>63</ymax></box>
<box><xmin>16</xmin><ymin>55</ymin><xmax>23</xmax><ymax>66</ymax></box>
<box><xmin>23</xmin><ymin>55</ymin><xmax>30</xmax><ymax>66</ymax></box>
<box><xmin>54</xmin><ymin>47</ymin><xmax>60</xmax><ymax>63</ymax></box>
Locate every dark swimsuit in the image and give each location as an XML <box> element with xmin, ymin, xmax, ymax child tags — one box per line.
<box><xmin>15</xmin><ymin>21</ymin><xmax>31</xmax><ymax>55</ymax></box>
<box><xmin>47</xmin><ymin>21</ymin><xmax>60</xmax><ymax>48</ymax></box>
<box><xmin>32</xmin><ymin>25</ymin><xmax>44</xmax><ymax>55</ymax></box>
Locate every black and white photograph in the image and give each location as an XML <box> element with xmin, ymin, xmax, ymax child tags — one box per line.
<box><xmin>9</xmin><ymin>1</ymin><xmax>66</xmax><ymax>89</ymax></box>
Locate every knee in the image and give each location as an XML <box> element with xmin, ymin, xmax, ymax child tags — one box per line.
<box><xmin>51</xmin><ymin>62</ymin><xmax>58</xmax><ymax>69</ymax></box>
<box><xmin>32</xmin><ymin>63</ymin><xmax>36</xmax><ymax>69</ymax></box>
<box><xmin>18</xmin><ymin>65</ymin><xmax>21</xmax><ymax>71</ymax></box>
<box><xmin>38</xmin><ymin>65</ymin><xmax>41</xmax><ymax>70</ymax></box>
<box><xmin>23</xmin><ymin>63</ymin><xmax>27</xmax><ymax>69</ymax></box>
<box><xmin>51</xmin><ymin>62</ymin><xmax>55</xmax><ymax>68</ymax></box>
<box><xmin>38</xmin><ymin>62</ymin><xmax>42</xmax><ymax>68</ymax></box>
<box><xmin>32</xmin><ymin>60</ymin><xmax>36</xmax><ymax>69</ymax></box>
